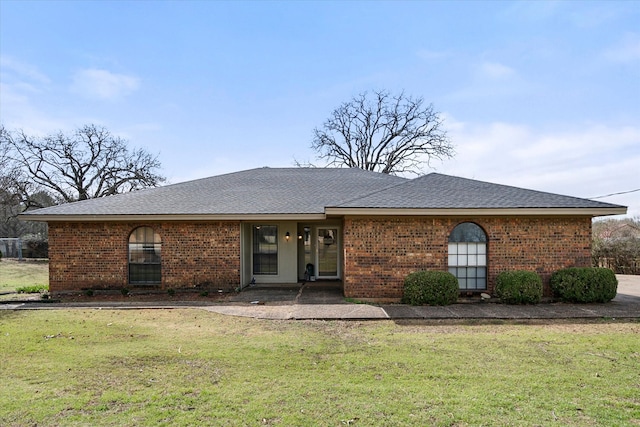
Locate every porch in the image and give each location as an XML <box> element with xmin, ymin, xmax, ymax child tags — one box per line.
<box><xmin>240</xmin><ymin>221</ymin><xmax>343</xmax><ymax>287</ymax></box>
<box><xmin>229</xmin><ymin>280</ymin><xmax>346</xmax><ymax>304</ymax></box>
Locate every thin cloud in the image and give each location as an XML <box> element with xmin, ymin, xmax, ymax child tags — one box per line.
<box><xmin>436</xmin><ymin>120</ymin><xmax>640</xmax><ymax>217</ymax></box>
<box><xmin>0</xmin><ymin>56</ymin><xmax>51</xmax><ymax>84</ymax></box>
<box><xmin>479</xmin><ymin>61</ymin><xmax>516</xmax><ymax>79</ymax></box>
<box><xmin>70</xmin><ymin>68</ymin><xmax>140</xmax><ymax>100</ymax></box>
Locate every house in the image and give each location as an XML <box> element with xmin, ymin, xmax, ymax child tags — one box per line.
<box><xmin>22</xmin><ymin>167</ymin><xmax>626</xmax><ymax>301</ymax></box>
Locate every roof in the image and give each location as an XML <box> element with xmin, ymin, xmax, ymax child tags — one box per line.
<box><xmin>328</xmin><ymin>173</ymin><xmax>625</xmax><ymax>215</ymax></box>
<box><xmin>21</xmin><ymin>168</ymin><xmax>626</xmax><ymax>221</ymax></box>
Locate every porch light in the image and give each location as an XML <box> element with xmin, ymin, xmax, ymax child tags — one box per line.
<box><xmin>285</xmin><ymin>231</ymin><xmax>291</xmax><ymax>241</ymax></box>
<box><xmin>297</xmin><ymin>232</ymin><xmax>303</xmax><ymax>240</ymax></box>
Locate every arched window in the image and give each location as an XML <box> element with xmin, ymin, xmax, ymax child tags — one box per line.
<box><xmin>129</xmin><ymin>226</ymin><xmax>161</xmax><ymax>284</ymax></box>
<box><xmin>448</xmin><ymin>222</ymin><xmax>487</xmax><ymax>290</ymax></box>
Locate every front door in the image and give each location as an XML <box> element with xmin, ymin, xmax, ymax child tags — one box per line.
<box><xmin>316</xmin><ymin>228</ymin><xmax>339</xmax><ymax>279</ymax></box>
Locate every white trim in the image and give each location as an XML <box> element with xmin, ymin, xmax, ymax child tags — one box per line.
<box><xmin>19</xmin><ymin>206</ymin><xmax>627</xmax><ymax>222</ymax></box>
<box><xmin>19</xmin><ymin>213</ymin><xmax>328</xmax><ymax>222</ymax></box>
<box><xmin>325</xmin><ymin>207</ymin><xmax>627</xmax><ymax>217</ymax></box>
<box><xmin>315</xmin><ymin>226</ymin><xmax>341</xmax><ymax>280</ymax></box>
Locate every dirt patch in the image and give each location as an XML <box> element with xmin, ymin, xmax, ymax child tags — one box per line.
<box><xmin>55</xmin><ymin>289</ymin><xmax>235</xmax><ymax>303</ymax></box>
<box><xmin>0</xmin><ymin>287</ymin><xmax>236</xmax><ymax>303</ymax></box>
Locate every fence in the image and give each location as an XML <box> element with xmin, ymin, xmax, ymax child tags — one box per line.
<box><xmin>596</xmin><ymin>257</ymin><xmax>640</xmax><ymax>275</ymax></box>
<box><xmin>0</xmin><ymin>238</ymin><xmax>23</xmax><ymax>259</ymax></box>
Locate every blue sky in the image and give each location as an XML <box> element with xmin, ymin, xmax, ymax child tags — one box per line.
<box><xmin>1</xmin><ymin>1</ymin><xmax>639</xmax><ymax>217</ymax></box>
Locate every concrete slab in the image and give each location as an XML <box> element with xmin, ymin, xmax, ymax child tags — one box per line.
<box><xmin>228</xmin><ymin>286</ymin><xmax>300</xmax><ymax>303</ymax></box>
<box><xmin>202</xmin><ymin>303</ymin><xmax>387</xmax><ymax>320</ymax></box>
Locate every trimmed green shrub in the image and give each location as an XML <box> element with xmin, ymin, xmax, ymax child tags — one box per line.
<box><xmin>402</xmin><ymin>271</ymin><xmax>459</xmax><ymax>306</ymax></box>
<box><xmin>495</xmin><ymin>271</ymin><xmax>543</xmax><ymax>304</ymax></box>
<box><xmin>550</xmin><ymin>267</ymin><xmax>618</xmax><ymax>303</ymax></box>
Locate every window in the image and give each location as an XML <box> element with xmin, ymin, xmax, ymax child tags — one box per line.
<box><xmin>129</xmin><ymin>226</ymin><xmax>161</xmax><ymax>284</ymax></box>
<box><xmin>253</xmin><ymin>225</ymin><xmax>278</xmax><ymax>275</ymax></box>
<box><xmin>448</xmin><ymin>222</ymin><xmax>487</xmax><ymax>290</ymax></box>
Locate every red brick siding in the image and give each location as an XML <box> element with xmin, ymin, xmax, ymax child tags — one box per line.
<box><xmin>48</xmin><ymin>222</ymin><xmax>240</xmax><ymax>292</ymax></box>
<box><xmin>343</xmin><ymin>216</ymin><xmax>592</xmax><ymax>300</ymax></box>
<box><xmin>161</xmin><ymin>222</ymin><xmax>241</xmax><ymax>288</ymax></box>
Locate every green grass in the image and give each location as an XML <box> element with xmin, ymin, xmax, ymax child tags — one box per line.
<box><xmin>0</xmin><ymin>259</ymin><xmax>49</xmax><ymax>293</ymax></box>
<box><xmin>1</xmin><ymin>310</ymin><xmax>638</xmax><ymax>426</ymax></box>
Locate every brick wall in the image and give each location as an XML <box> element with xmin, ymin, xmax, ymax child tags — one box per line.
<box><xmin>343</xmin><ymin>216</ymin><xmax>592</xmax><ymax>301</ymax></box>
<box><xmin>48</xmin><ymin>221</ymin><xmax>241</xmax><ymax>292</ymax></box>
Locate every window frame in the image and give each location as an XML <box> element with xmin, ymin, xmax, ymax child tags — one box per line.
<box><xmin>252</xmin><ymin>225</ymin><xmax>278</xmax><ymax>275</ymax></box>
<box><xmin>128</xmin><ymin>226</ymin><xmax>162</xmax><ymax>285</ymax></box>
<box><xmin>448</xmin><ymin>222</ymin><xmax>488</xmax><ymax>291</ymax></box>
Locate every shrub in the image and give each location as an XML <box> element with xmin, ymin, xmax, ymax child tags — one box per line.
<box><xmin>16</xmin><ymin>284</ymin><xmax>48</xmax><ymax>294</ymax></box>
<box><xmin>402</xmin><ymin>271</ymin><xmax>459</xmax><ymax>306</ymax></box>
<box><xmin>550</xmin><ymin>267</ymin><xmax>618</xmax><ymax>303</ymax></box>
<box><xmin>495</xmin><ymin>271</ymin><xmax>543</xmax><ymax>304</ymax></box>
<box><xmin>121</xmin><ymin>288</ymin><xmax>130</xmax><ymax>296</ymax></box>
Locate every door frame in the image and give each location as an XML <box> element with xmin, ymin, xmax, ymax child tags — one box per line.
<box><xmin>314</xmin><ymin>225</ymin><xmax>341</xmax><ymax>280</ymax></box>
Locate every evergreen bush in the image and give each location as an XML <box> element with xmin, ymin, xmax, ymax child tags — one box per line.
<box><xmin>495</xmin><ymin>270</ymin><xmax>543</xmax><ymax>304</ymax></box>
<box><xmin>550</xmin><ymin>267</ymin><xmax>618</xmax><ymax>303</ymax></box>
<box><xmin>402</xmin><ymin>271</ymin><xmax>459</xmax><ymax>306</ymax></box>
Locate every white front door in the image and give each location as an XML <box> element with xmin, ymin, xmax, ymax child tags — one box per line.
<box><xmin>316</xmin><ymin>227</ymin><xmax>339</xmax><ymax>279</ymax></box>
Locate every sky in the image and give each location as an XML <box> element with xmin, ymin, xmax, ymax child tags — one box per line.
<box><xmin>1</xmin><ymin>0</ymin><xmax>639</xmax><ymax>217</ymax></box>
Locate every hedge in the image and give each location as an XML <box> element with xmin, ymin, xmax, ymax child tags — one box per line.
<box><xmin>402</xmin><ymin>270</ymin><xmax>459</xmax><ymax>306</ymax></box>
<box><xmin>550</xmin><ymin>267</ymin><xmax>618</xmax><ymax>303</ymax></box>
<box><xmin>495</xmin><ymin>270</ymin><xmax>543</xmax><ymax>304</ymax></box>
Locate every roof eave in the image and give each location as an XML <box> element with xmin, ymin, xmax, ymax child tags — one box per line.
<box><xmin>325</xmin><ymin>207</ymin><xmax>628</xmax><ymax>217</ymax></box>
<box><xmin>20</xmin><ymin>207</ymin><xmax>628</xmax><ymax>222</ymax></box>
<box><xmin>18</xmin><ymin>213</ymin><xmax>329</xmax><ymax>222</ymax></box>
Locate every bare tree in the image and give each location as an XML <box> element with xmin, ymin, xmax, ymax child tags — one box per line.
<box><xmin>3</xmin><ymin>124</ymin><xmax>165</xmax><ymax>203</ymax></box>
<box><xmin>309</xmin><ymin>90</ymin><xmax>454</xmax><ymax>174</ymax></box>
<box><xmin>0</xmin><ymin>125</ymin><xmax>51</xmax><ymax>237</ymax></box>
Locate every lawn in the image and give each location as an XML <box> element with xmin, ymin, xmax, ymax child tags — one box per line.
<box><xmin>0</xmin><ymin>259</ymin><xmax>49</xmax><ymax>293</ymax></box>
<box><xmin>1</xmin><ymin>310</ymin><xmax>638</xmax><ymax>426</ymax></box>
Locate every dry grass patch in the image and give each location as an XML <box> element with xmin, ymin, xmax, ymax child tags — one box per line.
<box><xmin>0</xmin><ymin>259</ymin><xmax>48</xmax><ymax>293</ymax></box>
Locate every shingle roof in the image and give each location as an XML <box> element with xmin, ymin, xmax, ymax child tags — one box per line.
<box><xmin>333</xmin><ymin>173</ymin><xmax>622</xmax><ymax>209</ymax></box>
<box><xmin>22</xmin><ymin>167</ymin><xmax>407</xmax><ymax>216</ymax></box>
<box><xmin>21</xmin><ymin>168</ymin><xmax>626</xmax><ymax>219</ymax></box>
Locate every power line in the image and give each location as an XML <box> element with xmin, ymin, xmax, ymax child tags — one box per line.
<box><xmin>590</xmin><ymin>188</ymin><xmax>640</xmax><ymax>199</ymax></box>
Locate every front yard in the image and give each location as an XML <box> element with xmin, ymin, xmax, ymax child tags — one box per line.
<box><xmin>1</xmin><ymin>309</ymin><xmax>638</xmax><ymax>426</ymax></box>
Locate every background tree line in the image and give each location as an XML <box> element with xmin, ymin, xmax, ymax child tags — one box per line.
<box><xmin>592</xmin><ymin>217</ymin><xmax>640</xmax><ymax>275</ymax></box>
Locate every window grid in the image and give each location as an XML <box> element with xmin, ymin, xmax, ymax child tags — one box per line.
<box><xmin>448</xmin><ymin>223</ymin><xmax>488</xmax><ymax>291</ymax></box>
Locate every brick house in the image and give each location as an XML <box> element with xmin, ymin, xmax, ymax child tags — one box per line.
<box><xmin>22</xmin><ymin>168</ymin><xmax>626</xmax><ymax>301</ymax></box>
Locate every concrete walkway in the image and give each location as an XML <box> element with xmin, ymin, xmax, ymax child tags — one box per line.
<box><xmin>2</xmin><ymin>275</ymin><xmax>639</xmax><ymax>321</ymax></box>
